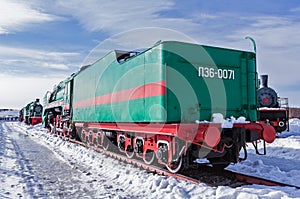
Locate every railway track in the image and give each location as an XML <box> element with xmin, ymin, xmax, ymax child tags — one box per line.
<box><xmin>60</xmin><ymin>135</ymin><xmax>299</xmax><ymax>189</ymax></box>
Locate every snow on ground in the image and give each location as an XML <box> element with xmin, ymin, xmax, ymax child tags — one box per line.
<box><xmin>227</xmin><ymin>118</ymin><xmax>300</xmax><ymax>188</ymax></box>
<box><xmin>1</xmin><ymin>120</ymin><xmax>300</xmax><ymax>198</ymax></box>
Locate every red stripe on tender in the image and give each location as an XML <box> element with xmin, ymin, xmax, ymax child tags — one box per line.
<box><xmin>74</xmin><ymin>80</ymin><xmax>166</xmax><ymax>109</ymax></box>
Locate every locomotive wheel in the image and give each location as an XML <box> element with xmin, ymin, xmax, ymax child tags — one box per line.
<box><xmin>125</xmin><ymin>145</ymin><xmax>135</xmax><ymax>158</ymax></box>
<box><xmin>143</xmin><ymin>150</ymin><xmax>156</xmax><ymax>165</ymax></box>
<box><xmin>102</xmin><ymin>136</ymin><xmax>110</xmax><ymax>151</ymax></box>
<box><xmin>166</xmin><ymin>156</ymin><xmax>183</xmax><ymax>174</ymax></box>
<box><xmin>80</xmin><ymin>131</ymin><xmax>85</xmax><ymax>142</ymax></box>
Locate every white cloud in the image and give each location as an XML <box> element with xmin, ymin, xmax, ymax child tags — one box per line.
<box><xmin>224</xmin><ymin>15</ymin><xmax>300</xmax><ymax>48</ymax></box>
<box><xmin>246</xmin><ymin>16</ymin><xmax>300</xmax><ymax>47</ymax></box>
<box><xmin>0</xmin><ymin>0</ymin><xmax>60</xmax><ymax>34</ymax></box>
<box><xmin>290</xmin><ymin>7</ymin><xmax>300</xmax><ymax>12</ymax></box>
<box><xmin>0</xmin><ymin>45</ymin><xmax>81</xmax><ymax>76</ymax></box>
<box><xmin>250</xmin><ymin>16</ymin><xmax>291</xmax><ymax>28</ymax></box>
<box><xmin>0</xmin><ymin>46</ymin><xmax>78</xmax><ymax>60</ymax></box>
<box><xmin>224</xmin><ymin>15</ymin><xmax>300</xmax><ymax>107</ymax></box>
<box><xmin>81</xmin><ymin>27</ymin><xmax>198</xmax><ymax>66</ymax></box>
<box><xmin>0</xmin><ymin>74</ymin><xmax>63</xmax><ymax>109</ymax></box>
<box><xmin>226</xmin><ymin>15</ymin><xmax>300</xmax><ymax>73</ymax></box>
<box><xmin>51</xmin><ymin>0</ymin><xmax>199</xmax><ymax>35</ymax></box>
<box><xmin>1</xmin><ymin>1</ymin><xmax>299</xmax><ymax>107</ymax></box>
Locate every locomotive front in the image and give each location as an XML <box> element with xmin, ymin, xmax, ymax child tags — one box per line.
<box><xmin>257</xmin><ymin>75</ymin><xmax>289</xmax><ymax>132</ymax></box>
<box><xmin>22</xmin><ymin>99</ymin><xmax>43</xmax><ymax>125</ymax></box>
<box><xmin>28</xmin><ymin>99</ymin><xmax>43</xmax><ymax>125</ymax></box>
<box><xmin>257</xmin><ymin>75</ymin><xmax>278</xmax><ymax>108</ymax></box>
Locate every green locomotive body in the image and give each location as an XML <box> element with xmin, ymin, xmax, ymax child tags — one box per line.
<box><xmin>72</xmin><ymin>41</ymin><xmax>257</xmax><ymax>123</ymax></box>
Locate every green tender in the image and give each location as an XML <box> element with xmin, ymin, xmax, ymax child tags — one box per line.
<box><xmin>72</xmin><ymin>41</ymin><xmax>257</xmax><ymax>123</ymax></box>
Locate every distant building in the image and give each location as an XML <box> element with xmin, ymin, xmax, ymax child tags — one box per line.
<box><xmin>289</xmin><ymin>107</ymin><xmax>300</xmax><ymax>119</ymax></box>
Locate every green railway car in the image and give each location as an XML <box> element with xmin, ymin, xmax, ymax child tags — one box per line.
<box><xmin>72</xmin><ymin>41</ymin><xmax>257</xmax><ymax>123</ymax></box>
<box><xmin>42</xmin><ymin>40</ymin><xmax>275</xmax><ymax>173</ymax></box>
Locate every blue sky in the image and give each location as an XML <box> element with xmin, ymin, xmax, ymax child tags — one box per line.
<box><xmin>1</xmin><ymin>0</ymin><xmax>300</xmax><ymax>108</ymax></box>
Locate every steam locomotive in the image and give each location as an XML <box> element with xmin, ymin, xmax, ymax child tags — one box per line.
<box><xmin>257</xmin><ymin>75</ymin><xmax>289</xmax><ymax>133</ymax></box>
<box><xmin>20</xmin><ymin>99</ymin><xmax>43</xmax><ymax>125</ymax></box>
<box><xmin>42</xmin><ymin>41</ymin><xmax>276</xmax><ymax>173</ymax></box>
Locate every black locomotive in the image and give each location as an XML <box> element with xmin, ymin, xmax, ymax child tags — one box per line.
<box><xmin>258</xmin><ymin>75</ymin><xmax>289</xmax><ymax>133</ymax></box>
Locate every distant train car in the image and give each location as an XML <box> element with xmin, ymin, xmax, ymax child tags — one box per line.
<box><xmin>258</xmin><ymin>75</ymin><xmax>289</xmax><ymax>133</ymax></box>
<box><xmin>42</xmin><ymin>41</ymin><xmax>276</xmax><ymax>173</ymax></box>
<box><xmin>23</xmin><ymin>99</ymin><xmax>43</xmax><ymax>125</ymax></box>
<box><xmin>23</xmin><ymin>104</ymin><xmax>30</xmax><ymax>124</ymax></box>
<box><xmin>19</xmin><ymin>108</ymin><xmax>24</xmax><ymax>122</ymax></box>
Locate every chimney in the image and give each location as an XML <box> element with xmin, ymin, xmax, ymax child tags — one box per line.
<box><xmin>260</xmin><ymin>75</ymin><xmax>268</xmax><ymax>88</ymax></box>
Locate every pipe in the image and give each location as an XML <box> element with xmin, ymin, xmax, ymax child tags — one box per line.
<box><xmin>245</xmin><ymin>36</ymin><xmax>257</xmax><ymax>53</ymax></box>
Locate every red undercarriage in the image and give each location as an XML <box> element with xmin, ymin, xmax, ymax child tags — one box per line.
<box><xmin>52</xmin><ymin>114</ymin><xmax>276</xmax><ymax>171</ymax></box>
